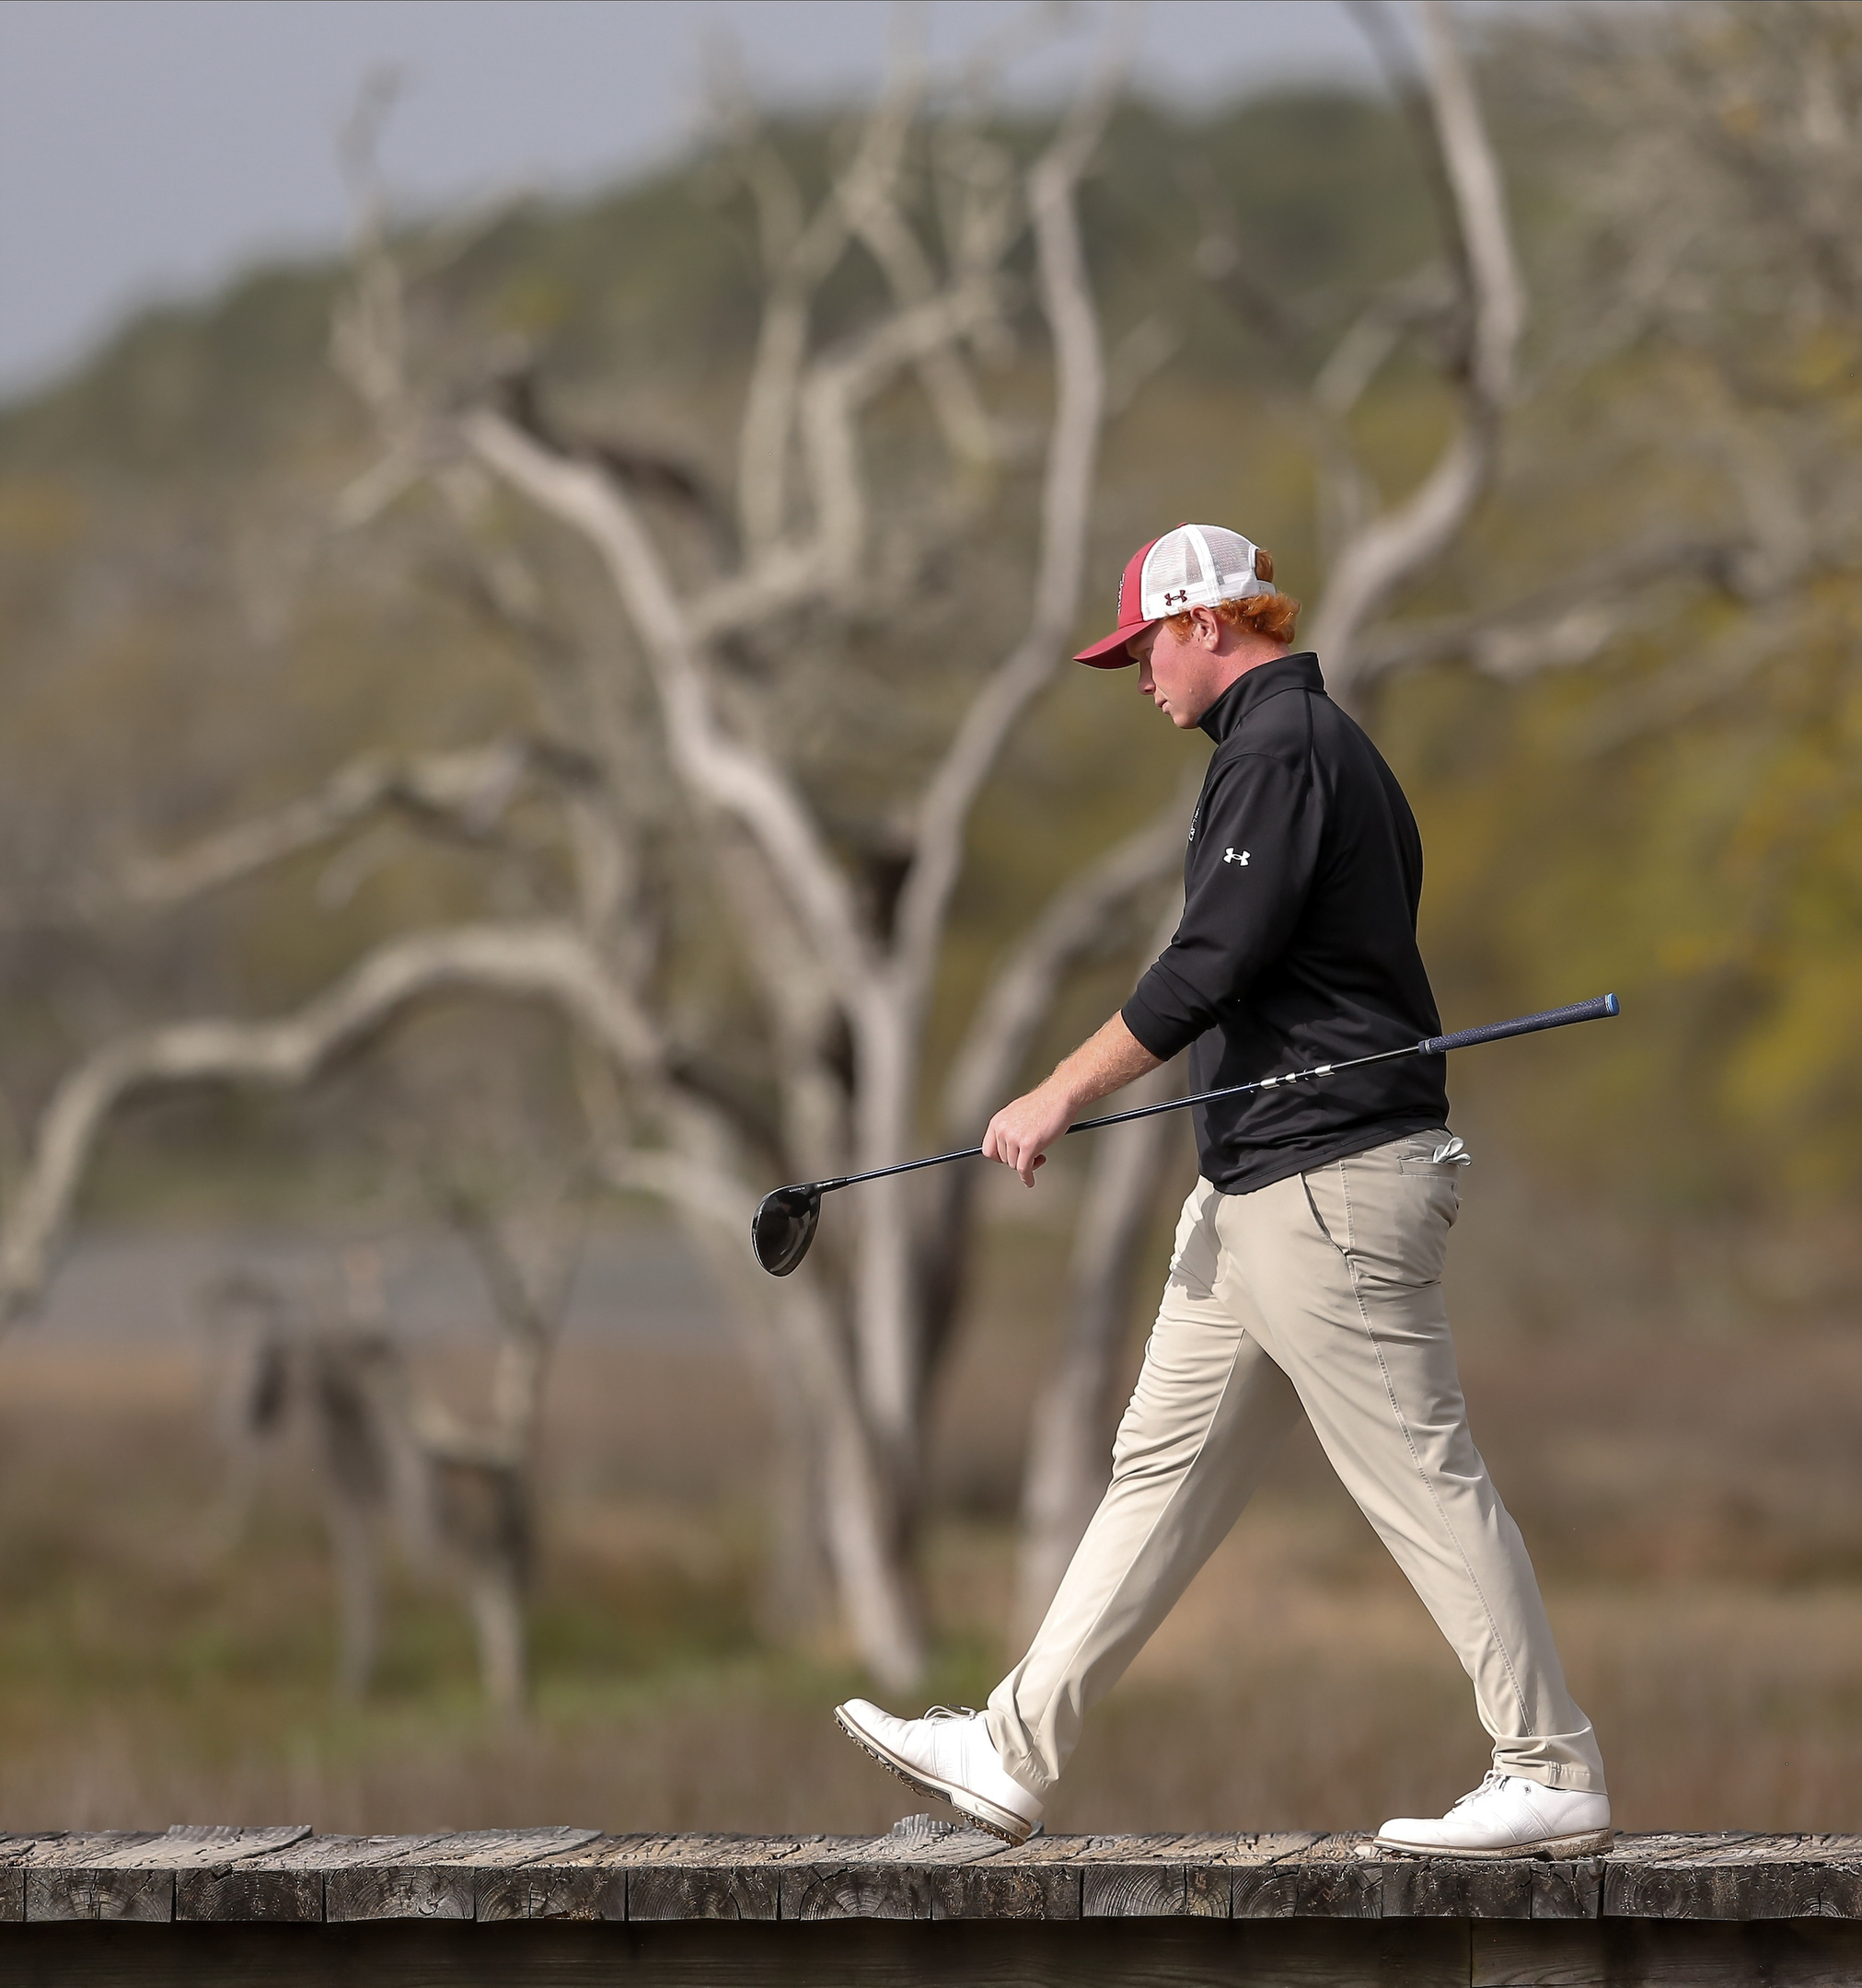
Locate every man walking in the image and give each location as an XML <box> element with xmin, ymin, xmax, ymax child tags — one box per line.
<box><xmin>836</xmin><ymin>524</ymin><xmax>1610</xmax><ymax>1858</ymax></box>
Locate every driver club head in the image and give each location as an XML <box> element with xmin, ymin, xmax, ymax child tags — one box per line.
<box><xmin>751</xmin><ymin>1184</ymin><xmax>823</xmax><ymax>1277</ymax></box>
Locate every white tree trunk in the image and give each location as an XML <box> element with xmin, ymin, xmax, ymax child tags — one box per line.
<box><xmin>1012</xmin><ymin>1058</ymin><xmax>1185</xmax><ymax>1645</ymax></box>
<box><xmin>467</xmin><ymin>1567</ymin><xmax>528</xmax><ymax>1720</ymax></box>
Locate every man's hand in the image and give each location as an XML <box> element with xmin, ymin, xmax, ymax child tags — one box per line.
<box><xmin>981</xmin><ymin>1013</ymin><xmax>1162</xmax><ymax>1187</ymax></box>
<box><xmin>983</xmin><ymin>1077</ymin><xmax>1079</xmax><ymax>1186</ymax></box>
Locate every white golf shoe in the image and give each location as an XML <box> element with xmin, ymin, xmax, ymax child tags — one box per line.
<box><xmin>1376</xmin><ymin>1770</ymin><xmax>1612</xmax><ymax>1858</ymax></box>
<box><xmin>834</xmin><ymin>1700</ymin><xmax>1044</xmax><ymax>1845</ymax></box>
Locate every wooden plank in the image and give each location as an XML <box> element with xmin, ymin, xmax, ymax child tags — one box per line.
<box><xmin>231</xmin><ymin>1833</ymin><xmax>455</xmax><ymax>1871</ymax></box>
<box><xmin>1227</xmin><ymin>1831</ymin><xmax>1326</xmax><ymax>1919</ymax></box>
<box><xmin>174</xmin><ymin>1831</ymin><xmax>350</xmax><ymax>1926</ymax></box>
<box><xmin>1606</xmin><ymin>1855</ymin><xmax>1862</xmax><ymax>1923</ymax></box>
<box><xmin>622</xmin><ymin>1832</ymin><xmax>814</xmax><ymax>1923</ymax></box>
<box><xmin>1075</xmin><ymin>1833</ymin><xmax>1236</xmax><ymax>1919</ymax></box>
<box><xmin>877</xmin><ymin>1817</ymin><xmax>1009</xmax><ymax>1863</ymax></box>
<box><xmin>1253</xmin><ymin>1834</ymin><xmax>1383</xmax><ymax>1920</ymax></box>
<box><xmin>0</xmin><ymin>1836</ymin><xmax>58</xmax><ymax>1924</ymax></box>
<box><xmin>18</xmin><ymin>1822</ymin><xmax>1862</xmax><ymax>1942</ymax></box>
<box><xmin>18</xmin><ymin>1832</ymin><xmax>172</xmax><ymax>1924</ymax></box>
<box><xmin>327</xmin><ymin>1858</ymin><xmax>477</xmax><ymax>1924</ymax></box>
<box><xmin>97</xmin><ymin>1825</ymin><xmax>310</xmax><ymax>1868</ymax></box>
<box><xmin>769</xmin><ymin>1831</ymin><xmax>968</xmax><ymax>1922</ymax></box>
<box><xmin>783</xmin><ymin>1842</ymin><xmax>940</xmax><ymax>1923</ymax></box>
<box><xmin>324</xmin><ymin>1827</ymin><xmax>600</xmax><ymax>1924</ymax></box>
<box><xmin>1379</xmin><ymin>1854</ymin><xmax>1533</xmax><ymax>1919</ymax></box>
<box><xmin>190</xmin><ymin>1832</ymin><xmax>445</xmax><ymax>1928</ymax></box>
<box><xmin>1602</xmin><ymin>1834</ymin><xmax>1862</xmax><ymax>1922</ymax></box>
<box><xmin>23</xmin><ymin>1864</ymin><xmax>171</xmax><ymax>1924</ymax></box>
<box><xmin>145</xmin><ymin>1827</ymin><xmax>314</xmax><ymax>1925</ymax></box>
<box><xmin>781</xmin><ymin>1819</ymin><xmax>1008</xmax><ymax>1923</ymax></box>
<box><xmin>931</xmin><ymin>1835</ymin><xmax>1081</xmax><ymax>1923</ymax></box>
<box><xmin>928</xmin><ymin>1829</ymin><xmax>1097</xmax><ymax>1923</ymax></box>
<box><xmin>934</xmin><ymin>1830</ymin><xmax>1289</xmax><ymax>1924</ymax></box>
<box><xmin>1532</xmin><ymin>1857</ymin><xmax>1606</xmax><ymax>1921</ymax></box>
<box><xmin>15</xmin><ymin>1832</ymin><xmax>159</xmax><ymax>1868</ymax></box>
<box><xmin>22</xmin><ymin>1822</ymin><xmax>299</xmax><ymax>1923</ymax></box>
<box><xmin>475</xmin><ymin>1832</ymin><xmax>640</xmax><ymax>1924</ymax></box>
<box><xmin>929</xmin><ymin>1857</ymin><xmax>1081</xmax><ymax>1922</ymax></box>
<box><xmin>176</xmin><ymin>1861</ymin><xmax>325</xmax><ymax>1925</ymax></box>
<box><xmin>1611</xmin><ymin>1830</ymin><xmax>1777</xmax><ymax>1861</ymax></box>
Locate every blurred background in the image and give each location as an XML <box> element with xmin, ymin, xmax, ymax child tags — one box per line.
<box><xmin>0</xmin><ymin>0</ymin><xmax>1858</xmax><ymax>1841</ymax></box>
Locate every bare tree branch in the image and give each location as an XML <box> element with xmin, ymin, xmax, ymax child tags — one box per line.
<box><xmin>942</xmin><ymin>790</ymin><xmax>1191</xmax><ymax>1139</ymax></box>
<box><xmin>888</xmin><ymin>55</ymin><xmax>1125</xmax><ymax>1003</ymax></box>
<box><xmin>913</xmin><ymin>794</ymin><xmax>1186</xmax><ymax>1381</ymax></box>
<box><xmin>1343</xmin><ymin>529</ymin><xmax>1752</xmax><ymax>682</ymax></box>
<box><xmin>592</xmin><ymin>1133</ymin><xmax>926</xmax><ymax>1688</ymax></box>
<box><xmin>463</xmin><ymin>410</ymin><xmax>879</xmax><ymax>996</ymax></box>
<box><xmin>0</xmin><ymin>922</ymin><xmax>662</xmax><ymax>1313</ymax></box>
<box><xmin>1312</xmin><ymin>0</ymin><xmax>1525</xmax><ymax>698</ymax></box>
<box><xmin>90</xmin><ymin>738</ymin><xmax>592</xmax><ymax>918</ymax></box>
<box><xmin>1013</xmin><ymin>1049</ymin><xmax>1185</xmax><ymax>1641</ymax></box>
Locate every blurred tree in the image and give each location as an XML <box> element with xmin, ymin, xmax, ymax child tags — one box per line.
<box><xmin>0</xmin><ymin>4</ymin><xmax>1537</xmax><ymax>1687</ymax></box>
<box><xmin>203</xmin><ymin>1073</ymin><xmax>586</xmax><ymax>1716</ymax></box>
<box><xmin>1365</xmin><ymin>1</ymin><xmax>1862</xmax><ymax>1252</ymax></box>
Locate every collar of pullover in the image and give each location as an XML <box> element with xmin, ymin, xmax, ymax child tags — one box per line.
<box><xmin>1197</xmin><ymin>652</ymin><xmax>1325</xmax><ymax>745</ymax></box>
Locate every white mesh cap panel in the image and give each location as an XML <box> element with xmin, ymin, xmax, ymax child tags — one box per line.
<box><xmin>1138</xmin><ymin>524</ymin><xmax>1268</xmax><ymax>618</ymax></box>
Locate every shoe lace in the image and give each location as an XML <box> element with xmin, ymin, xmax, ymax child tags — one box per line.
<box><xmin>921</xmin><ymin>1705</ymin><xmax>982</xmax><ymax>1722</ymax></box>
<box><xmin>1448</xmin><ymin>1769</ymin><xmax>1512</xmax><ymax>1812</ymax></box>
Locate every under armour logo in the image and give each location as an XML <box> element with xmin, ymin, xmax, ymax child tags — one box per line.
<box><xmin>1223</xmin><ymin>848</ymin><xmax>1250</xmax><ymax>865</ymax></box>
<box><xmin>1163</xmin><ymin>588</ymin><xmax>1189</xmax><ymax>607</ymax></box>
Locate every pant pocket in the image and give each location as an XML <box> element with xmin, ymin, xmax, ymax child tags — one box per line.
<box><xmin>1335</xmin><ymin>1149</ymin><xmax>1457</xmax><ymax>1286</ymax></box>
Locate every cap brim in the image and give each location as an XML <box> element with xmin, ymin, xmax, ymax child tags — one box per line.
<box><xmin>1073</xmin><ymin>618</ymin><xmax>1155</xmax><ymax>667</ymax></box>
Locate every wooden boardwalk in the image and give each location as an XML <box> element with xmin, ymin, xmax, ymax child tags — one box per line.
<box><xmin>1</xmin><ymin>1821</ymin><xmax>1859</xmax><ymax>1982</ymax></box>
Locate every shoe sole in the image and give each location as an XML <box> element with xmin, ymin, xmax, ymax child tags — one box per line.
<box><xmin>1371</xmin><ymin>1827</ymin><xmax>1614</xmax><ymax>1861</ymax></box>
<box><xmin>832</xmin><ymin>1705</ymin><xmax>1036</xmax><ymax>1846</ymax></box>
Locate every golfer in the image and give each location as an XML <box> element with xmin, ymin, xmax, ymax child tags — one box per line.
<box><xmin>837</xmin><ymin>524</ymin><xmax>1610</xmax><ymax>1857</ymax></box>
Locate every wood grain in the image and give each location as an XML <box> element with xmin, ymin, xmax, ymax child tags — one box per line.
<box><xmin>19</xmin><ymin>1834</ymin><xmax>171</xmax><ymax>1924</ymax></box>
<box><xmin>7</xmin><ymin>1824</ymin><xmax>1862</xmax><ymax>1959</ymax></box>
<box><xmin>323</xmin><ymin>1827</ymin><xmax>599</xmax><ymax>1924</ymax></box>
<box><xmin>621</xmin><ymin>1832</ymin><xmax>811</xmax><ymax>1923</ymax></box>
<box><xmin>930</xmin><ymin>1858</ymin><xmax>1081</xmax><ymax>1922</ymax></box>
<box><xmin>155</xmin><ymin>1828</ymin><xmax>317</xmax><ymax>1925</ymax></box>
<box><xmin>1380</xmin><ymin>1855</ymin><xmax>1534</xmax><ymax>1919</ymax></box>
<box><xmin>1271</xmin><ymin>1834</ymin><xmax>1385</xmax><ymax>1919</ymax></box>
<box><xmin>1602</xmin><ymin>1832</ymin><xmax>1862</xmax><ymax>1922</ymax></box>
<box><xmin>781</xmin><ymin>1821</ymin><xmax>1007</xmax><ymax>1923</ymax></box>
<box><xmin>0</xmin><ymin>1834</ymin><xmax>62</xmax><ymax>1924</ymax></box>
<box><xmin>475</xmin><ymin>1833</ymin><xmax>639</xmax><ymax>1924</ymax></box>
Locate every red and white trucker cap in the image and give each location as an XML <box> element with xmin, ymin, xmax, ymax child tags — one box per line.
<box><xmin>1074</xmin><ymin>523</ymin><xmax>1273</xmax><ymax>666</ymax></box>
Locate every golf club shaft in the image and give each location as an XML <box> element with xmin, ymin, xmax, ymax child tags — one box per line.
<box><xmin>809</xmin><ymin>994</ymin><xmax>1619</xmax><ymax>1196</ymax></box>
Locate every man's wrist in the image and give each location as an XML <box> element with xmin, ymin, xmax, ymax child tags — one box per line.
<box><xmin>1043</xmin><ymin>1066</ymin><xmax>1089</xmax><ymax>1121</ymax></box>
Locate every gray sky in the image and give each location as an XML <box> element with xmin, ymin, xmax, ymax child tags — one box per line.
<box><xmin>0</xmin><ymin>0</ymin><xmax>1407</xmax><ymax>401</ymax></box>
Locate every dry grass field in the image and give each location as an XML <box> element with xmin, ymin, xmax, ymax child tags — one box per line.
<box><xmin>0</xmin><ymin>1200</ymin><xmax>1858</xmax><ymax>1842</ymax></box>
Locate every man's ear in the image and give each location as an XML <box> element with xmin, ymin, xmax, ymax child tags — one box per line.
<box><xmin>1197</xmin><ymin>607</ymin><xmax>1223</xmax><ymax>648</ymax></box>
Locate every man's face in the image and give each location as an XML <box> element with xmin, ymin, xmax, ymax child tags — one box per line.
<box><xmin>1129</xmin><ymin>612</ymin><xmax>1221</xmax><ymax>729</ymax></box>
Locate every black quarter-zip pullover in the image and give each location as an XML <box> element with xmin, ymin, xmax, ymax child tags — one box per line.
<box><xmin>1121</xmin><ymin>651</ymin><xmax>1449</xmax><ymax>1194</ymax></box>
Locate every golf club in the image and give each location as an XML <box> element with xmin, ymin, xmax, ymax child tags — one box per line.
<box><xmin>750</xmin><ymin>993</ymin><xmax>1620</xmax><ymax>1276</ymax></box>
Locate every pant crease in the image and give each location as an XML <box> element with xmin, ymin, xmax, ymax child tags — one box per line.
<box><xmin>1012</xmin><ymin>1316</ymin><xmax>1257</xmax><ymax>1767</ymax></box>
<box><xmin>1336</xmin><ymin>1152</ymin><xmax>1537</xmax><ymax>1738</ymax></box>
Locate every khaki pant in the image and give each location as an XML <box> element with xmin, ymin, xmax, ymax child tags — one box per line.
<box><xmin>988</xmin><ymin>1129</ymin><xmax>1604</xmax><ymax>1798</ymax></box>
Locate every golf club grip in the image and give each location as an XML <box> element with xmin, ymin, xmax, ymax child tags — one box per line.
<box><xmin>1420</xmin><ymin>993</ymin><xmax>1619</xmax><ymax>1057</ymax></box>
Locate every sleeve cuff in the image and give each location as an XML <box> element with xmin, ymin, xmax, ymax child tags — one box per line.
<box><xmin>1121</xmin><ymin>991</ymin><xmax>1193</xmax><ymax>1063</ymax></box>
